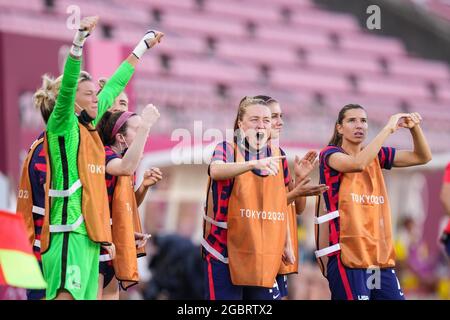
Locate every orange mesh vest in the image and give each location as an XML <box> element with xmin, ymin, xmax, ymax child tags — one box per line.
<box><xmin>40</xmin><ymin>123</ymin><xmax>112</xmax><ymax>253</ymax></box>
<box><xmin>202</xmin><ymin>145</ymin><xmax>289</xmax><ymax>287</ymax></box>
<box><xmin>227</xmin><ymin>146</ymin><xmax>288</xmax><ymax>288</ymax></box>
<box><xmin>315</xmin><ymin>156</ymin><xmax>395</xmax><ymax>275</ymax></box>
<box><xmin>111</xmin><ymin>175</ymin><xmax>145</xmax><ymax>289</ymax></box>
<box><xmin>16</xmin><ymin>137</ymin><xmax>44</xmax><ymax>247</ymax></box>
<box><xmin>278</xmin><ymin>201</ymin><xmax>298</xmax><ymax>274</ymax></box>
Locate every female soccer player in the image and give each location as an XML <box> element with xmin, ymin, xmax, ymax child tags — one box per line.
<box><xmin>95</xmin><ymin>105</ymin><xmax>162</xmax><ymax>299</ymax></box>
<box><xmin>202</xmin><ymin>96</ymin><xmax>325</xmax><ymax>300</ymax></box>
<box><xmin>97</xmin><ymin>78</ymin><xmax>129</xmax><ymax>113</ymax></box>
<box><xmin>317</xmin><ymin>104</ymin><xmax>432</xmax><ymax>300</ymax></box>
<box><xmin>440</xmin><ymin>162</ymin><xmax>450</xmax><ymax>258</ymax></box>
<box><xmin>27</xmin><ymin>16</ymin><xmax>163</xmax><ymax>300</ymax></box>
<box><xmin>254</xmin><ymin>95</ymin><xmax>327</xmax><ymax>299</ymax></box>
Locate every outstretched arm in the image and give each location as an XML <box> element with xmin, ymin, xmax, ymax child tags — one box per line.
<box><xmin>328</xmin><ymin>113</ymin><xmax>411</xmax><ymax>173</ymax></box>
<box><xmin>106</xmin><ymin>104</ymin><xmax>160</xmax><ymax>176</ymax></box>
<box><xmin>286</xmin><ymin>177</ymin><xmax>328</xmax><ymax>207</ymax></box>
<box><xmin>47</xmin><ymin>16</ymin><xmax>98</xmax><ymax>133</ymax></box>
<box><xmin>210</xmin><ymin>156</ymin><xmax>285</xmax><ymax>180</ymax></box>
<box><xmin>128</xmin><ymin>30</ymin><xmax>164</xmax><ymax>67</ymax></box>
<box><xmin>94</xmin><ymin>30</ymin><xmax>164</xmax><ymax>125</ymax></box>
<box><xmin>393</xmin><ymin>113</ymin><xmax>432</xmax><ymax>167</ymax></box>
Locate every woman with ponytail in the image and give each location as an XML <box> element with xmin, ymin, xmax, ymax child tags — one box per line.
<box><xmin>95</xmin><ymin>104</ymin><xmax>162</xmax><ymax>299</ymax></box>
<box><xmin>16</xmin><ymin>74</ymin><xmax>61</xmax><ymax>300</ymax></box>
<box><xmin>97</xmin><ymin>77</ymin><xmax>129</xmax><ymax>113</ymax></box>
<box><xmin>317</xmin><ymin>104</ymin><xmax>432</xmax><ymax>300</ymax></box>
<box><xmin>253</xmin><ymin>95</ymin><xmax>327</xmax><ymax>300</ymax></box>
<box><xmin>35</xmin><ymin>16</ymin><xmax>107</xmax><ymax>301</ymax></box>
<box><xmin>17</xmin><ymin>16</ymin><xmax>164</xmax><ymax>300</ymax></box>
<box><xmin>201</xmin><ymin>96</ymin><xmax>324</xmax><ymax>300</ymax></box>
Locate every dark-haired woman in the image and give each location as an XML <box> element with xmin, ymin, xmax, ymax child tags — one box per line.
<box><xmin>96</xmin><ymin>104</ymin><xmax>162</xmax><ymax>299</ymax></box>
<box><xmin>317</xmin><ymin>104</ymin><xmax>432</xmax><ymax>300</ymax></box>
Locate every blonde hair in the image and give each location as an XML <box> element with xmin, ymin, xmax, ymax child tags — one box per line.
<box><xmin>33</xmin><ymin>74</ymin><xmax>62</xmax><ymax>124</ymax></box>
<box><xmin>233</xmin><ymin>96</ymin><xmax>268</xmax><ymax>131</ymax></box>
<box><xmin>33</xmin><ymin>71</ymin><xmax>92</xmax><ymax>124</ymax></box>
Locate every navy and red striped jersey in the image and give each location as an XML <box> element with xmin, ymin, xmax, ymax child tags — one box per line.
<box><xmin>444</xmin><ymin>163</ymin><xmax>450</xmax><ymax>184</ymax></box>
<box><xmin>28</xmin><ymin>132</ymin><xmax>46</xmax><ymax>262</ymax></box>
<box><xmin>104</xmin><ymin>145</ymin><xmax>121</xmax><ymax>207</ymax></box>
<box><xmin>101</xmin><ymin>145</ymin><xmax>121</xmax><ymax>261</ymax></box>
<box><xmin>104</xmin><ymin>146</ymin><xmax>137</xmax><ymax>205</ymax></box>
<box><xmin>319</xmin><ymin>145</ymin><xmax>396</xmax><ymax>248</ymax></box>
<box><xmin>319</xmin><ymin>145</ymin><xmax>395</xmax><ymax>212</ymax></box>
<box><xmin>102</xmin><ymin>145</ymin><xmax>137</xmax><ymax>259</ymax></box>
<box><xmin>204</xmin><ymin>141</ymin><xmax>291</xmax><ymax>261</ymax></box>
<box><xmin>443</xmin><ymin>163</ymin><xmax>450</xmax><ymax>235</ymax></box>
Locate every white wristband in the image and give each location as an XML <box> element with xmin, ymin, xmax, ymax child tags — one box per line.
<box><xmin>70</xmin><ymin>45</ymin><xmax>83</xmax><ymax>57</ymax></box>
<box><xmin>70</xmin><ymin>29</ymin><xmax>90</xmax><ymax>57</ymax></box>
<box><xmin>73</xmin><ymin>29</ymin><xmax>90</xmax><ymax>47</ymax></box>
<box><xmin>132</xmin><ymin>30</ymin><xmax>156</xmax><ymax>59</ymax></box>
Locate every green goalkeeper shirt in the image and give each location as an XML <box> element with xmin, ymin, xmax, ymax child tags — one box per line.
<box><xmin>46</xmin><ymin>55</ymin><xmax>134</xmax><ymax>235</ymax></box>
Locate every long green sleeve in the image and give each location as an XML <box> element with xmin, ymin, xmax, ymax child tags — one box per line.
<box><xmin>45</xmin><ymin>55</ymin><xmax>86</xmax><ymax>235</ymax></box>
<box><xmin>93</xmin><ymin>61</ymin><xmax>135</xmax><ymax>127</ymax></box>
<box><xmin>47</xmin><ymin>56</ymin><xmax>81</xmax><ymax>134</ymax></box>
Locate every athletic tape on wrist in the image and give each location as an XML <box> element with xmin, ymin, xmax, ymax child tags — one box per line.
<box><xmin>70</xmin><ymin>29</ymin><xmax>90</xmax><ymax>57</ymax></box>
<box><xmin>132</xmin><ymin>30</ymin><xmax>156</xmax><ymax>59</ymax></box>
<box><xmin>73</xmin><ymin>29</ymin><xmax>90</xmax><ymax>47</ymax></box>
<box><xmin>70</xmin><ymin>44</ymin><xmax>83</xmax><ymax>57</ymax></box>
